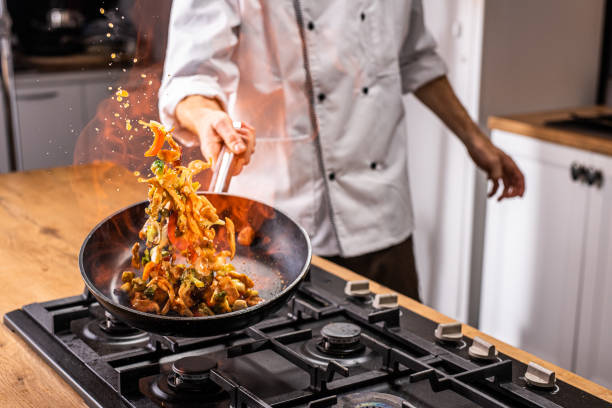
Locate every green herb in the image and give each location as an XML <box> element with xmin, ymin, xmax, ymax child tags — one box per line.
<box><xmin>213</xmin><ymin>290</ymin><xmax>227</xmax><ymax>303</ymax></box>
<box><xmin>180</xmin><ymin>268</ymin><xmax>206</xmax><ymax>288</ymax></box>
<box><xmin>144</xmin><ymin>284</ymin><xmax>157</xmax><ymax>299</ymax></box>
<box><xmin>151</xmin><ymin>159</ymin><xmax>164</xmax><ymax>175</ymax></box>
<box><xmin>141</xmin><ymin>249</ymin><xmax>150</xmax><ymax>265</ymax></box>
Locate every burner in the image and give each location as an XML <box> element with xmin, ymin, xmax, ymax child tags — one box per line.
<box><xmin>140</xmin><ymin>355</ymin><xmax>227</xmax><ymax>408</ymax></box>
<box><xmin>337</xmin><ymin>392</ymin><xmax>415</xmax><ymax>408</ymax></box>
<box><xmin>299</xmin><ymin>322</ymin><xmax>376</xmax><ymax>367</ymax></box>
<box><xmin>318</xmin><ymin>322</ymin><xmax>364</xmax><ymax>356</ymax></box>
<box><xmin>72</xmin><ymin>311</ymin><xmax>149</xmax><ymax>351</ymax></box>
<box><xmin>168</xmin><ymin>355</ymin><xmax>218</xmax><ymax>392</ymax></box>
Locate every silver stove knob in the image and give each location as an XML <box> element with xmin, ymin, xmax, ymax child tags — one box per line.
<box><xmin>344</xmin><ymin>280</ymin><xmax>371</xmax><ymax>297</ymax></box>
<box><xmin>525</xmin><ymin>362</ymin><xmax>556</xmax><ymax>389</ymax></box>
<box><xmin>372</xmin><ymin>293</ymin><xmax>398</xmax><ymax>309</ymax></box>
<box><xmin>434</xmin><ymin>322</ymin><xmax>462</xmax><ymax>342</ymax></box>
<box><xmin>468</xmin><ymin>337</ymin><xmax>498</xmax><ymax>361</ymax></box>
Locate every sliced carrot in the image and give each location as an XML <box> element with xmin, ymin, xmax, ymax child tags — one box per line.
<box><xmin>168</xmin><ymin>213</ymin><xmax>189</xmax><ymax>251</ymax></box>
<box><xmin>144</xmin><ymin>125</ymin><xmax>166</xmax><ymax>157</ymax></box>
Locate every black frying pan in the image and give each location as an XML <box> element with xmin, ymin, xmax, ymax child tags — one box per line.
<box><xmin>79</xmin><ymin>140</ymin><xmax>311</xmax><ymax>337</ymax></box>
<box><xmin>80</xmin><ymin>193</ymin><xmax>311</xmax><ymax>337</ymax></box>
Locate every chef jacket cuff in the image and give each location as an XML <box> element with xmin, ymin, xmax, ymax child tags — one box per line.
<box><xmin>158</xmin><ymin>75</ymin><xmax>229</xmax><ymax>129</ymax></box>
<box><xmin>400</xmin><ymin>51</ymin><xmax>448</xmax><ymax>94</ymax></box>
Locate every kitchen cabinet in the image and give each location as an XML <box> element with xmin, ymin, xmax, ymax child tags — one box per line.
<box><xmin>480</xmin><ymin>129</ymin><xmax>612</xmax><ymax>388</ymax></box>
<box><xmin>573</xmin><ymin>151</ymin><xmax>612</xmax><ymax>388</ymax></box>
<box><xmin>16</xmin><ymin>84</ymin><xmax>84</xmax><ymax>170</ymax></box>
<box><xmin>13</xmin><ymin>70</ymin><xmax>121</xmax><ymax>171</ymax></box>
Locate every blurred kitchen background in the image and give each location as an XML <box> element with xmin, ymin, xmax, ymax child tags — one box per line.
<box><xmin>1</xmin><ymin>0</ymin><xmax>611</xmax><ymax>390</ymax></box>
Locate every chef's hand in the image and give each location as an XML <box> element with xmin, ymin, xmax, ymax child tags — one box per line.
<box><xmin>467</xmin><ymin>136</ymin><xmax>525</xmax><ymax>201</ymax></box>
<box><xmin>414</xmin><ymin>76</ymin><xmax>525</xmax><ymax>201</ymax></box>
<box><xmin>175</xmin><ymin>95</ymin><xmax>256</xmax><ymax>175</ymax></box>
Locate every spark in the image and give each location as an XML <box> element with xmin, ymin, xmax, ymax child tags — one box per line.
<box><xmin>100</xmin><ymin>8</ymin><xmax>105</xmax><ymax>14</ymax></box>
<box><xmin>108</xmin><ymin>22</ymin><xmax>114</xmax><ymax>28</ymax></box>
<box><xmin>106</xmin><ymin>33</ymin><xmax>111</xmax><ymax>38</ymax></box>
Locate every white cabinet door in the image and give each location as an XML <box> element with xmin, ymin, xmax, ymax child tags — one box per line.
<box><xmin>480</xmin><ymin>130</ymin><xmax>592</xmax><ymax>371</ymax></box>
<box><xmin>16</xmin><ymin>84</ymin><xmax>85</xmax><ymax>170</ymax></box>
<box><xmin>574</xmin><ymin>152</ymin><xmax>612</xmax><ymax>388</ymax></box>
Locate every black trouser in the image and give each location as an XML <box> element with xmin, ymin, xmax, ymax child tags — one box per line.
<box><xmin>323</xmin><ymin>236</ymin><xmax>421</xmax><ymax>302</ymax></box>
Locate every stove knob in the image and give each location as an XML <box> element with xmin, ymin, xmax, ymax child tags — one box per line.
<box><xmin>372</xmin><ymin>293</ymin><xmax>398</xmax><ymax>309</ymax></box>
<box><xmin>524</xmin><ymin>362</ymin><xmax>556</xmax><ymax>389</ymax></box>
<box><xmin>344</xmin><ymin>280</ymin><xmax>371</xmax><ymax>297</ymax></box>
<box><xmin>434</xmin><ymin>322</ymin><xmax>462</xmax><ymax>343</ymax></box>
<box><xmin>468</xmin><ymin>337</ymin><xmax>498</xmax><ymax>361</ymax></box>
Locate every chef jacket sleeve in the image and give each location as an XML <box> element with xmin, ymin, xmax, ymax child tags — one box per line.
<box><xmin>398</xmin><ymin>0</ymin><xmax>447</xmax><ymax>94</ymax></box>
<box><xmin>158</xmin><ymin>0</ymin><xmax>240</xmax><ymax>128</ymax></box>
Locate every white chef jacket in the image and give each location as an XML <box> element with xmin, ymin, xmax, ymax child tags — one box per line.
<box><xmin>159</xmin><ymin>0</ymin><xmax>446</xmax><ymax>257</ymax></box>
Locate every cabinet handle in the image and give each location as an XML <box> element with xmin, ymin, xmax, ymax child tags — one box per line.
<box><xmin>570</xmin><ymin>162</ymin><xmax>586</xmax><ymax>182</ymax></box>
<box><xmin>17</xmin><ymin>91</ymin><xmax>59</xmax><ymax>101</ymax></box>
<box><xmin>586</xmin><ymin>168</ymin><xmax>604</xmax><ymax>188</ymax></box>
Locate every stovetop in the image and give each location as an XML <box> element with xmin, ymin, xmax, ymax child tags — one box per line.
<box><xmin>4</xmin><ymin>266</ymin><xmax>610</xmax><ymax>408</ymax></box>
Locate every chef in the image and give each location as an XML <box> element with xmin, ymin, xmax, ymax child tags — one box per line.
<box><xmin>158</xmin><ymin>0</ymin><xmax>525</xmax><ymax>301</ymax></box>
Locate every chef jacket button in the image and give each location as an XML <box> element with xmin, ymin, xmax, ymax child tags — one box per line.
<box><xmin>328</xmin><ymin>172</ymin><xmax>336</xmax><ymax>181</ymax></box>
<box><xmin>318</xmin><ymin>93</ymin><xmax>326</xmax><ymax>102</ymax></box>
<box><xmin>370</xmin><ymin>162</ymin><xmax>377</xmax><ymax>170</ymax></box>
<box><xmin>362</xmin><ymin>87</ymin><xmax>369</xmax><ymax>95</ymax></box>
<box><xmin>361</xmin><ymin>12</ymin><xmax>366</xmax><ymax>21</ymax></box>
<box><xmin>307</xmin><ymin>21</ymin><xmax>315</xmax><ymax>30</ymax></box>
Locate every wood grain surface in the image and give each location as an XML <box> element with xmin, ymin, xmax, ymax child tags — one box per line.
<box><xmin>0</xmin><ymin>163</ymin><xmax>610</xmax><ymax>407</ymax></box>
<box><xmin>488</xmin><ymin>105</ymin><xmax>612</xmax><ymax>156</ymax></box>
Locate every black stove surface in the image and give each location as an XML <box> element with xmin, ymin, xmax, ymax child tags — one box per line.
<box><xmin>4</xmin><ymin>266</ymin><xmax>611</xmax><ymax>408</ymax></box>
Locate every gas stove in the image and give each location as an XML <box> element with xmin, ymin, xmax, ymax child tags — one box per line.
<box><xmin>4</xmin><ymin>265</ymin><xmax>609</xmax><ymax>408</ymax></box>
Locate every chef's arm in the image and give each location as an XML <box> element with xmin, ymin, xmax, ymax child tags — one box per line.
<box><xmin>159</xmin><ymin>0</ymin><xmax>254</xmax><ymax>174</ymax></box>
<box><xmin>414</xmin><ymin>75</ymin><xmax>525</xmax><ymax>200</ymax></box>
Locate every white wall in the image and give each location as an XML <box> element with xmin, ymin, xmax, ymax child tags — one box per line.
<box><xmin>405</xmin><ymin>0</ymin><xmax>484</xmax><ymax>322</ymax></box>
<box><xmin>479</xmin><ymin>0</ymin><xmax>604</xmax><ymax>122</ymax></box>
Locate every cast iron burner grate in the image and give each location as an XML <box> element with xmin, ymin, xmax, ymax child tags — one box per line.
<box><xmin>3</xmin><ymin>266</ymin><xmax>610</xmax><ymax>408</ymax></box>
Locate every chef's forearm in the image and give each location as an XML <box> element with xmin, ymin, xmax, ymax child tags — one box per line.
<box><xmin>175</xmin><ymin>95</ymin><xmax>224</xmax><ymax>134</ymax></box>
<box><xmin>413</xmin><ymin>76</ymin><xmax>485</xmax><ymax>149</ymax></box>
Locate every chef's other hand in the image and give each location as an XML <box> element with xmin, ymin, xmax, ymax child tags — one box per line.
<box><xmin>175</xmin><ymin>95</ymin><xmax>256</xmax><ymax>175</ymax></box>
<box><xmin>467</xmin><ymin>136</ymin><xmax>525</xmax><ymax>201</ymax></box>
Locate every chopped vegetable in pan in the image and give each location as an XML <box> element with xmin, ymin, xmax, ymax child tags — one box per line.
<box><xmin>120</xmin><ymin>121</ymin><xmax>262</xmax><ymax>316</ymax></box>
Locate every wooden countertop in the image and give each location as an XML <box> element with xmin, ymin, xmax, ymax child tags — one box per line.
<box><xmin>1</xmin><ymin>163</ymin><xmax>611</xmax><ymax>406</ymax></box>
<box><xmin>488</xmin><ymin>105</ymin><xmax>612</xmax><ymax>156</ymax></box>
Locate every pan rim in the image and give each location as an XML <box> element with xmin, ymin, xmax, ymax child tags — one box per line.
<box><xmin>79</xmin><ymin>192</ymin><xmax>312</xmax><ymax>322</ymax></box>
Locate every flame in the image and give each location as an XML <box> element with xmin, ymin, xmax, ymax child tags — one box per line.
<box><xmin>71</xmin><ymin>1</ymin><xmax>280</xmax><ymax>262</ymax></box>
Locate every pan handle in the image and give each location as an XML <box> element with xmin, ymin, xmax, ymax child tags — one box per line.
<box><xmin>209</xmin><ymin>121</ymin><xmax>242</xmax><ymax>193</ymax></box>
